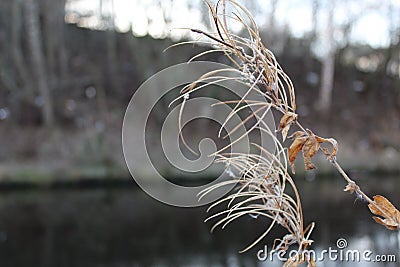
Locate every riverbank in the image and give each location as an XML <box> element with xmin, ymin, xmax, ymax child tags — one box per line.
<box><xmin>0</xmin><ymin>119</ymin><xmax>399</xmax><ymax>185</ymax></box>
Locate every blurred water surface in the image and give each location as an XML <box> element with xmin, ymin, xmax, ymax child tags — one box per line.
<box><xmin>0</xmin><ymin>175</ymin><xmax>398</xmax><ymax>267</ymax></box>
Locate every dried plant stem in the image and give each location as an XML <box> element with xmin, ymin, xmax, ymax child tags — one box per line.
<box><xmin>291</xmin><ymin>114</ymin><xmax>393</xmax><ymax>222</ymax></box>
<box><xmin>294</xmin><ymin>112</ymin><xmax>393</xmax><ymax>224</ymax></box>
<box><xmin>332</xmin><ymin>160</ymin><xmax>360</xmax><ymax>187</ymax></box>
<box><xmin>294</xmin><ymin>120</ymin><xmax>307</xmax><ymax>133</ymax></box>
<box><xmin>331</xmin><ymin>160</ymin><xmax>389</xmax><ymax>215</ymax></box>
<box><xmin>174</xmin><ymin>1</ymin><xmax>400</xmax><ymax>263</ymax></box>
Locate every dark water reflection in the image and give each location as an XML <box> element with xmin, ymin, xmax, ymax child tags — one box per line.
<box><xmin>0</xmin><ymin>175</ymin><xmax>398</xmax><ymax>267</ymax></box>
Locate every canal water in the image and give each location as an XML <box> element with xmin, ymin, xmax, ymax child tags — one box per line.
<box><xmin>0</xmin><ymin>175</ymin><xmax>398</xmax><ymax>267</ymax></box>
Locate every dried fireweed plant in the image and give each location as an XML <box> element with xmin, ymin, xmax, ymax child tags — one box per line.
<box><xmin>169</xmin><ymin>0</ymin><xmax>400</xmax><ymax>265</ymax></box>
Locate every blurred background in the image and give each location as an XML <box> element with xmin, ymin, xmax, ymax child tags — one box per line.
<box><xmin>0</xmin><ymin>0</ymin><xmax>399</xmax><ymax>266</ymax></box>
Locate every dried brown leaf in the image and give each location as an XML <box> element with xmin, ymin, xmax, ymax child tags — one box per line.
<box><xmin>278</xmin><ymin>112</ymin><xmax>298</xmax><ymax>142</ymax></box>
<box><xmin>315</xmin><ymin>136</ymin><xmax>338</xmax><ymax>161</ymax></box>
<box><xmin>301</xmin><ymin>240</ymin><xmax>314</xmax><ymax>251</ymax></box>
<box><xmin>284</xmin><ymin>254</ymin><xmax>315</xmax><ymax>267</ymax></box>
<box><xmin>307</xmin><ymin>258</ymin><xmax>316</xmax><ymax>267</ymax></box>
<box><xmin>283</xmin><ymin>255</ymin><xmax>305</xmax><ymax>267</ymax></box>
<box><xmin>288</xmin><ymin>130</ymin><xmax>337</xmax><ymax>172</ymax></box>
<box><xmin>368</xmin><ymin>195</ymin><xmax>400</xmax><ymax>219</ymax></box>
<box><xmin>344</xmin><ymin>182</ymin><xmax>358</xmax><ymax>194</ymax></box>
<box><xmin>278</xmin><ymin>112</ymin><xmax>296</xmax><ymax>130</ymax></box>
<box><xmin>288</xmin><ymin>131</ymin><xmax>307</xmax><ymax>140</ymax></box>
<box><xmin>368</xmin><ymin>195</ymin><xmax>400</xmax><ymax>230</ymax></box>
<box><xmin>371</xmin><ymin>217</ymin><xmax>399</xmax><ymax>230</ymax></box>
<box><xmin>288</xmin><ymin>135</ymin><xmax>308</xmax><ymax>173</ymax></box>
<box><xmin>302</xmin><ymin>135</ymin><xmax>320</xmax><ymax>171</ymax></box>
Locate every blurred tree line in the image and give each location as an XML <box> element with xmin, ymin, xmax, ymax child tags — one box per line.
<box><xmin>0</xmin><ymin>0</ymin><xmax>399</xmax><ymax>140</ymax></box>
<box><xmin>0</xmin><ymin>0</ymin><xmax>67</xmax><ymax>126</ymax></box>
<box><xmin>0</xmin><ymin>0</ymin><xmax>226</xmax><ymax>128</ymax></box>
<box><xmin>0</xmin><ymin>0</ymin><xmax>398</xmax><ymax>176</ymax></box>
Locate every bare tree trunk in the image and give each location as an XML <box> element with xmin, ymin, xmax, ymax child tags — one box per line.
<box><xmin>59</xmin><ymin>35</ymin><xmax>69</xmax><ymax>84</ymax></box>
<box><xmin>305</xmin><ymin>0</ymin><xmax>320</xmax><ymax>72</ymax></box>
<box><xmin>24</xmin><ymin>0</ymin><xmax>54</xmax><ymax>126</ymax></box>
<box><xmin>11</xmin><ymin>0</ymin><xmax>30</xmax><ymax>96</ymax></box>
<box><xmin>317</xmin><ymin>0</ymin><xmax>335</xmax><ymax>115</ymax></box>
<box><xmin>311</xmin><ymin>0</ymin><xmax>319</xmax><ymax>42</ymax></box>
<box><xmin>104</xmin><ymin>0</ymin><xmax>122</xmax><ymax>95</ymax></box>
<box><xmin>42</xmin><ymin>0</ymin><xmax>68</xmax><ymax>89</ymax></box>
<box><xmin>269</xmin><ymin>0</ymin><xmax>278</xmax><ymax>29</ymax></box>
<box><xmin>43</xmin><ymin>5</ymin><xmax>56</xmax><ymax>89</ymax></box>
<box><xmin>106</xmin><ymin>30</ymin><xmax>121</xmax><ymax>92</ymax></box>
